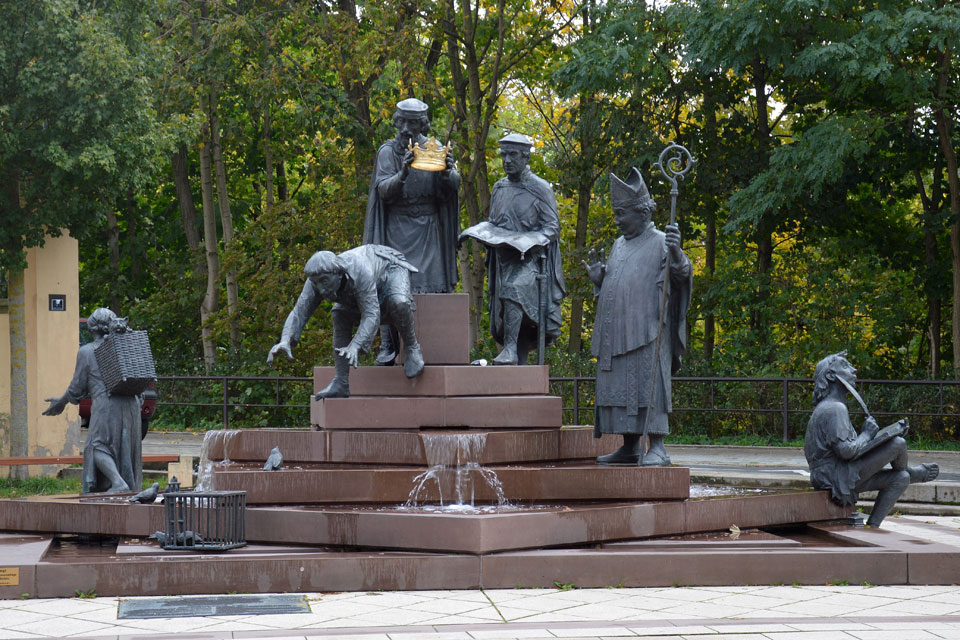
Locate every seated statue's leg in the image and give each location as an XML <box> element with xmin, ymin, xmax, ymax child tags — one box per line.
<box><xmin>493</xmin><ymin>301</ymin><xmax>522</xmax><ymax>365</ymax></box>
<box><xmin>856</xmin><ymin>468</ymin><xmax>910</xmax><ymax>527</ymax></box>
<box><xmin>315</xmin><ymin>309</ymin><xmax>353</xmax><ymax>399</ymax></box>
<box><xmin>375</xmin><ymin>325</ymin><xmax>398</xmax><ymax>366</ymax></box>
<box><xmin>597</xmin><ymin>433</ymin><xmax>641</xmax><ymax>465</ymax></box>
<box><xmin>855</xmin><ymin>437</ymin><xmax>907</xmax><ymax>480</ymax></box>
<box><xmin>94</xmin><ymin>450</ymin><xmax>130</xmax><ymax>493</ymax></box>
<box><xmin>383</xmin><ymin>293</ymin><xmax>423</xmax><ymax>379</ymax></box>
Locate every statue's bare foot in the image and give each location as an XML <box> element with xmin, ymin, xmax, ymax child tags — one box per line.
<box><xmin>107</xmin><ymin>482</ymin><xmax>130</xmax><ymax>494</ymax></box>
<box><xmin>492</xmin><ymin>345</ymin><xmax>518</xmax><ymax>365</ymax></box>
<box><xmin>908</xmin><ymin>463</ymin><xmax>939</xmax><ymax>483</ymax></box>
<box><xmin>314</xmin><ymin>379</ymin><xmax>350</xmax><ymax>400</ymax></box>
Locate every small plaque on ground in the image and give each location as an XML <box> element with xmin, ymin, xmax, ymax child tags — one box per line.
<box><xmin>118</xmin><ymin>594</ymin><xmax>309</xmax><ymax>619</ymax></box>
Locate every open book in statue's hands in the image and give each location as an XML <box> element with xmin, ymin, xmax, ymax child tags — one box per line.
<box><xmin>860</xmin><ymin>418</ymin><xmax>909</xmax><ymax>456</ymax></box>
<box><xmin>458</xmin><ymin>222</ymin><xmax>549</xmax><ymax>258</ymax></box>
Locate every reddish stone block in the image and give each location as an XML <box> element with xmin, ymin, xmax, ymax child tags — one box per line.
<box><xmin>313</xmin><ymin>365</ymin><xmax>550</xmax><ymax>397</ymax></box>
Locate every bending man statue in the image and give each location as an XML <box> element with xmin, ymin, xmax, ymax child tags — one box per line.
<box><xmin>268</xmin><ymin>245</ymin><xmax>425</xmax><ymax>398</ymax></box>
<box><xmin>805</xmin><ymin>351</ymin><xmax>939</xmax><ymax>527</ymax></box>
<box><xmin>486</xmin><ymin>133</ymin><xmax>565</xmax><ymax>365</ymax></box>
<box><xmin>44</xmin><ymin>307</ymin><xmax>142</xmax><ymax>494</ymax></box>
<box><xmin>585</xmin><ymin>168</ymin><xmax>692</xmax><ymax>466</ymax></box>
<box><xmin>364</xmin><ymin>97</ymin><xmax>460</xmax><ymax>365</ymax></box>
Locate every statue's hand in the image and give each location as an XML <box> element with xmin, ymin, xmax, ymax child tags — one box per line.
<box><xmin>400</xmin><ymin>148</ymin><xmax>415</xmax><ymax>180</ymax></box>
<box><xmin>665</xmin><ymin>224</ymin><xmax>683</xmax><ymax>262</ymax></box>
<box><xmin>863</xmin><ymin>416</ymin><xmax>879</xmax><ymax>438</ymax></box>
<box><xmin>444</xmin><ymin>151</ymin><xmax>456</xmax><ymax>174</ymax></box>
<box><xmin>581</xmin><ymin>248</ymin><xmax>606</xmax><ymax>286</ymax></box>
<box><xmin>43</xmin><ymin>396</ymin><xmax>67</xmax><ymax>417</ymax></box>
<box><xmin>267</xmin><ymin>341</ymin><xmax>293</xmax><ymax>365</ymax></box>
<box><xmin>898</xmin><ymin>418</ymin><xmax>910</xmax><ymax>438</ymax></box>
<box><xmin>335</xmin><ymin>343</ymin><xmax>361</xmax><ymax>368</ymax></box>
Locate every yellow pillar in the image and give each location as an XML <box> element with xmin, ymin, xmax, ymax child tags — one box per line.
<box><xmin>1</xmin><ymin>233</ymin><xmax>81</xmax><ymax>476</ymax></box>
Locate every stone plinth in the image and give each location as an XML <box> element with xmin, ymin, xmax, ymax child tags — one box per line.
<box><xmin>200</xmin><ymin>427</ymin><xmax>610</xmax><ymax>467</ymax></box>
<box><xmin>409</xmin><ymin>293</ymin><xmax>470</xmax><ymax>364</ymax></box>
<box><xmin>207</xmin><ymin>464</ymin><xmax>690</xmax><ymax>505</ymax></box>
<box><xmin>311</xmin><ymin>395</ymin><xmax>562</xmax><ymax>430</ymax></box>
<box><xmin>314</xmin><ymin>365</ymin><xmax>550</xmax><ymax>397</ymax></box>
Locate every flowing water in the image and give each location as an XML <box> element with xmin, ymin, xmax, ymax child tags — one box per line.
<box><xmin>194</xmin><ymin>430</ymin><xmax>238</xmax><ymax>491</ymax></box>
<box><xmin>403</xmin><ymin>432</ymin><xmax>511</xmax><ymax>510</ymax></box>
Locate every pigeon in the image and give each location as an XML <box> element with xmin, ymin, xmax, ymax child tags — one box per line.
<box><xmin>147</xmin><ymin>530</ymin><xmax>168</xmax><ymax>545</ymax></box>
<box><xmin>148</xmin><ymin>529</ymin><xmax>205</xmax><ymax>547</ymax></box>
<box><xmin>263</xmin><ymin>446</ymin><xmax>284</xmax><ymax>471</ymax></box>
<box><xmin>128</xmin><ymin>482</ymin><xmax>160</xmax><ymax>504</ymax></box>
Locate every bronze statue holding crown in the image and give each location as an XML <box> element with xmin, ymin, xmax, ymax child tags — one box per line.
<box><xmin>363</xmin><ymin>98</ymin><xmax>460</xmax><ymax>365</ymax></box>
<box><xmin>584</xmin><ymin>168</ymin><xmax>692</xmax><ymax>466</ymax></box>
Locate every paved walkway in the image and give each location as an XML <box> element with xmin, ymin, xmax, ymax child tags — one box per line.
<box><xmin>2</xmin><ymin>514</ymin><xmax>959</xmax><ymax>639</ymax></box>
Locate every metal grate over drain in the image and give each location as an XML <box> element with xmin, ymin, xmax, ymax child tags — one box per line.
<box><xmin>117</xmin><ymin>594</ymin><xmax>310</xmax><ymax>619</ymax></box>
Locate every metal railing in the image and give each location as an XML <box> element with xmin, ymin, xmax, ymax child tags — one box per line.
<box><xmin>152</xmin><ymin>374</ymin><xmax>960</xmax><ymax>441</ymax></box>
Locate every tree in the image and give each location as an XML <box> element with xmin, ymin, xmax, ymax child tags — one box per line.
<box><xmin>0</xmin><ymin>0</ymin><xmax>161</xmax><ymax>474</ymax></box>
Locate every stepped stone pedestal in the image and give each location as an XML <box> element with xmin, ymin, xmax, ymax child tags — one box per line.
<box><xmin>0</xmin><ymin>293</ymin><xmax>875</xmax><ymax>598</ymax></box>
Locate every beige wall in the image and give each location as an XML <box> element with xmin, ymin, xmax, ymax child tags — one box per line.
<box><xmin>1</xmin><ymin>233</ymin><xmax>81</xmax><ymax>473</ymax></box>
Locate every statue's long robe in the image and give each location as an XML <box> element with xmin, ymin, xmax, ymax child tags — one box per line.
<box><xmin>592</xmin><ymin>223</ymin><xmax>691</xmax><ymax>437</ymax></box>
<box><xmin>487</xmin><ymin>168</ymin><xmax>565</xmax><ymax>344</ymax></box>
<box><xmin>64</xmin><ymin>342</ymin><xmax>142</xmax><ymax>493</ymax></box>
<box><xmin>363</xmin><ymin>136</ymin><xmax>460</xmax><ymax>293</ymax></box>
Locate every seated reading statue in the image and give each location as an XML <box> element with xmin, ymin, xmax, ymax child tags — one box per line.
<box><xmin>805</xmin><ymin>351</ymin><xmax>939</xmax><ymax>527</ymax></box>
<box><xmin>267</xmin><ymin>245</ymin><xmax>424</xmax><ymax>398</ymax></box>
<box><xmin>44</xmin><ymin>307</ymin><xmax>142</xmax><ymax>494</ymax></box>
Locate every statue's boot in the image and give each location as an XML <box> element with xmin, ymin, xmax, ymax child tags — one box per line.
<box><xmin>493</xmin><ymin>303</ymin><xmax>522</xmax><ymax>365</ymax></box>
<box><xmin>640</xmin><ymin>434</ymin><xmax>672</xmax><ymax>467</ymax></box>
<box><xmin>908</xmin><ymin>463</ymin><xmax>939</xmax><ymax>483</ymax></box>
<box><xmin>315</xmin><ymin>355</ymin><xmax>350</xmax><ymax>399</ymax></box>
<box><xmin>393</xmin><ymin>310</ymin><xmax>424</xmax><ymax>379</ymax></box>
<box><xmin>375</xmin><ymin>324</ymin><xmax>397</xmax><ymax>366</ymax></box>
<box><xmin>597</xmin><ymin>434</ymin><xmax>640</xmax><ymax>465</ymax></box>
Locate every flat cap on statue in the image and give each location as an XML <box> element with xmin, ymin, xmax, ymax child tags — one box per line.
<box><xmin>610</xmin><ymin>167</ymin><xmax>654</xmax><ymax>210</ymax></box>
<box><xmin>499</xmin><ymin>133</ymin><xmax>534</xmax><ymax>151</ymax></box>
<box><xmin>396</xmin><ymin>98</ymin><xmax>429</xmax><ymax>115</ymax></box>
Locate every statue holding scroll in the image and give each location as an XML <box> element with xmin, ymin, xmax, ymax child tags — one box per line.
<box><xmin>805</xmin><ymin>351</ymin><xmax>939</xmax><ymax>527</ymax></box>
<box><xmin>461</xmin><ymin>133</ymin><xmax>565</xmax><ymax>365</ymax></box>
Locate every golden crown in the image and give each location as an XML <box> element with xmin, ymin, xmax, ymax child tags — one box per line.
<box><xmin>409</xmin><ymin>137</ymin><xmax>450</xmax><ymax>172</ymax></box>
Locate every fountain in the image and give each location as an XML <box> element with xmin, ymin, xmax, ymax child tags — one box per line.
<box><xmin>4</xmin><ymin>294</ymin><xmax>911</xmax><ymax>600</ymax></box>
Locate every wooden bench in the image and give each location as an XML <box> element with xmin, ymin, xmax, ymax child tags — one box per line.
<box><xmin>0</xmin><ymin>455</ymin><xmax>179</xmax><ymax>466</ymax></box>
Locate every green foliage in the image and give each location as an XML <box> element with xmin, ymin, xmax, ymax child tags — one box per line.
<box><xmin>0</xmin><ymin>476</ymin><xmax>82</xmax><ymax>498</ymax></box>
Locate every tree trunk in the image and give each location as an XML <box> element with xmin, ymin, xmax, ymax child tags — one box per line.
<box><xmin>106</xmin><ymin>208</ymin><xmax>121</xmax><ymax>312</ymax></box>
<box><xmin>751</xmin><ymin>55</ymin><xmax>774</xmax><ymax>363</ymax></box>
<box><xmin>8</xmin><ymin>267</ymin><xmax>28</xmax><ymax>480</ymax></box>
<box><xmin>932</xmin><ymin>43</ymin><xmax>959</xmax><ymax>377</ymax></box>
<box><xmin>172</xmin><ymin>146</ymin><xmax>203</xmax><ymax>253</ymax></box>
<box><xmin>263</xmin><ymin>105</ymin><xmax>275</xmax><ymax>211</ymax></box>
<box><xmin>276</xmin><ymin>159</ymin><xmax>288</xmax><ymax>202</ymax></box>
<box><xmin>210</xmin><ymin>88</ymin><xmax>240</xmax><ymax>351</ymax></box>
<box><xmin>915</xmin><ymin>165</ymin><xmax>942</xmax><ymax>378</ymax></box>
<box><xmin>198</xmin><ymin>90</ymin><xmax>220</xmax><ymax>372</ymax></box>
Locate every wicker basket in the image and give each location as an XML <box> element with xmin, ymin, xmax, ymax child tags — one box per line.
<box><xmin>94</xmin><ymin>330</ymin><xmax>157</xmax><ymax>396</ymax></box>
